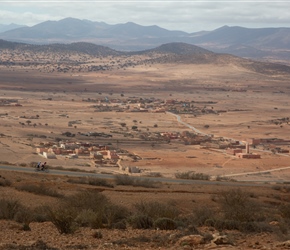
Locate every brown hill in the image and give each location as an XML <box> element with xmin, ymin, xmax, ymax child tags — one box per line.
<box><xmin>1</xmin><ymin>39</ymin><xmax>290</xmax><ymax>76</ymax></box>
<box><xmin>0</xmin><ymin>40</ymin><xmax>121</xmax><ymax>57</ymax></box>
<box><xmin>135</xmin><ymin>42</ymin><xmax>290</xmax><ymax>75</ymax></box>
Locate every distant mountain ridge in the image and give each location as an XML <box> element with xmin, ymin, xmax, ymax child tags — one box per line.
<box><xmin>0</xmin><ymin>17</ymin><xmax>186</xmax><ymax>43</ymax></box>
<box><xmin>1</xmin><ymin>18</ymin><xmax>290</xmax><ymax>62</ymax></box>
<box><xmin>0</xmin><ymin>23</ymin><xmax>26</xmax><ymax>33</ymax></box>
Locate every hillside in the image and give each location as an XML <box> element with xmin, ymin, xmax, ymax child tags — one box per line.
<box><xmin>0</xmin><ymin>40</ymin><xmax>121</xmax><ymax>56</ymax></box>
<box><xmin>1</xmin><ymin>169</ymin><xmax>290</xmax><ymax>250</ymax></box>
<box><xmin>1</xmin><ymin>39</ymin><xmax>290</xmax><ymax>76</ymax></box>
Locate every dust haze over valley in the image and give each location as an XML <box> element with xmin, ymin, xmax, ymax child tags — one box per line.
<box><xmin>1</xmin><ymin>32</ymin><xmax>290</xmax><ymax>249</ymax></box>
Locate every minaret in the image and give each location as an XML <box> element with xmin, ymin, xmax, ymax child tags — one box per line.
<box><xmin>246</xmin><ymin>143</ymin><xmax>250</xmax><ymax>154</ymax></box>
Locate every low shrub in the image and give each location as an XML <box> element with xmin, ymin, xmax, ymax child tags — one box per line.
<box><xmin>92</xmin><ymin>230</ymin><xmax>103</xmax><ymax>239</ymax></box>
<box><xmin>0</xmin><ymin>198</ymin><xmax>23</xmax><ymax>220</ymax></box>
<box><xmin>48</xmin><ymin>206</ymin><xmax>79</xmax><ymax>234</ymax></box>
<box><xmin>16</xmin><ymin>183</ymin><xmax>63</xmax><ymax>198</ymax></box>
<box><xmin>192</xmin><ymin>206</ymin><xmax>216</xmax><ymax>226</ymax></box>
<box><xmin>64</xmin><ymin>191</ymin><xmax>108</xmax><ymax>212</ymax></box>
<box><xmin>22</xmin><ymin>223</ymin><xmax>31</xmax><ymax>231</ymax></box>
<box><xmin>32</xmin><ymin>205</ymin><xmax>51</xmax><ymax>222</ymax></box>
<box><xmin>18</xmin><ymin>163</ymin><xmax>27</xmax><ymax>167</ymax></box>
<box><xmin>210</xmin><ymin>218</ymin><xmax>272</xmax><ymax>233</ymax></box>
<box><xmin>75</xmin><ymin>204</ymin><xmax>128</xmax><ymax>229</ymax></box>
<box><xmin>239</xmin><ymin>221</ymin><xmax>272</xmax><ymax>233</ymax></box>
<box><xmin>132</xmin><ymin>178</ymin><xmax>159</xmax><ymax>188</ymax></box>
<box><xmin>50</xmin><ymin>166</ymin><xmax>83</xmax><ymax>172</ymax></box>
<box><xmin>215</xmin><ymin>176</ymin><xmax>236</xmax><ymax>182</ymax></box>
<box><xmin>175</xmin><ymin>171</ymin><xmax>210</xmax><ymax>180</ymax></box>
<box><xmin>202</xmin><ymin>232</ymin><xmax>214</xmax><ymax>243</ymax></box>
<box><xmin>67</xmin><ymin>177</ymin><xmax>88</xmax><ymax>185</ymax></box>
<box><xmin>29</xmin><ymin>161</ymin><xmax>39</xmax><ymax>168</ymax></box>
<box><xmin>104</xmin><ymin>204</ymin><xmax>129</xmax><ymax>228</ymax></box>
<box><xmin>128</xmin><ymin>214</ymin><xmax>153</xmax><ymax>229</ymax></box>
<box><xmin>67</xmin><ymin>177</ymin><xmax>114</xmax><ymax>188</ymax></box>
<box><xmin>272</xmin><ymin>185</ymin><xmax>282</xmax><ymax>191</ymax></box>
<box><xmin>87</xmin><ymin>177</ymin><xmax>114</xmax><ymax>188</ymax></box>
<box><xmin>174</xmin><ymin>171</ymin><xmax>191</xmax><ymax>179</ymax></box>
<box><xmin>134</xmin><ymin>201</ymin><xmax>180</xmax><ymax>220</ymax></box>
<box><xmin>112</xmin><ymin>220</ymin><xmax>127</xmax><ymax>230</ymax></box>
<box><xmin>75</xmin><ymin>209</ymin><xmax>98</xmax><ymax>227</ymax></box>
<box><xmin>1</xmin><ymin>240</ymin><xmax>58</xmax><ymax>250</ymax></box>
<box><xmin>132</xmin><ymin>236</ymin><xmax>151</xmax><ymax>243</ymax></box>
<box><xmin>214</xmin><ymin>219</ymin><xmax>240</xmax><ymax>231</ymax></box>
<box><xmin>204</xmin><ymin>218</ymin><xmax>216</xmax><ymax>227</ymax></box>
<box><xmin>115</xmin><ymin>175</ymin><xmax>158</xmax><ymax>188</ymax></box>
<box><xmin>144</xmin><ymin>172</ymin><xmax>163</xmax><ymax>178</ymax></box>
<box><xmin>279</xmin><ymin>204</ymin><xmax>290</xmax><ymax>219</ymax></box>
<box><xmin>0</xmin><ymin>161</ymin><xmax>13</xmax><ymax>165</ymax></box>
<box><xmin>63</xmin><ymin>191</ymin><xmax>122</xmax><ymax>229</ymax></box>
<box><xmin>0</xmin><ymin>176</ymin><xmax>12</xmax><ymax>187</ymax></box>
<box><xmin>154</xmin><ymin>217</ymin><xmax>177</xmax><ymax>230</ymax></box>
<box><xmin>115</xmin><ymin>175</ymin><xmax>135</xmax><ymax>185</ymax></box>
<box><xmin>14</xmin><ymin>206</ymin><xmax>33</xmax><ymax>225</ymax></box>
<box><xmin>219</xmin><ymin>188</ymin><xmax>260</xmax><ymax>222</ymax></box>
<box><xmin>51</xmin><ymin>166</ymin><xmax>65</xmax><ymax>170</ymax></box>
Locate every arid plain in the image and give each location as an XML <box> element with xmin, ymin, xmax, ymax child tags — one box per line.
<box><xmin>1</xmin><ymin>45</ymin><xmax>290</xmax><ymax>249</ymax></box>
<box><xmin>1</xmin><ymin>49</ymin><xmax>290</xmax><ymax>181</ymax></box>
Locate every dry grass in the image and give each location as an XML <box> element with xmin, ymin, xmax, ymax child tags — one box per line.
<box><xmin>16</xmin><ymin>183</ymin><xmax>63</xmax><ymax>198</ymax></box>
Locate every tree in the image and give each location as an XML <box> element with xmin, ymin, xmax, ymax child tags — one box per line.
<box><xmin>120</xmin><ymin>122</ymin><xmax>126</xmax><ymax>127</ymax></box>
<box><xmin>220</xmin><ymin>189</ymin><xmax>258</xmax><ymax>222</ymax></box>
<box><xmin>26</xmin><ymin>120</ymin><xmax>31</xmax><ymax>126</ymax></box>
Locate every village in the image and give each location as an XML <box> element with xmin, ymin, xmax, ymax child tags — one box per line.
<box><xmin>31</xmin><ymin>95</ymin><xmax>289</xmax><ymax>174</ymax></box>
<box><xmin>1</xmin><ymin>95</ymin><xmax>289</xmax><ymax>176</ymax></box>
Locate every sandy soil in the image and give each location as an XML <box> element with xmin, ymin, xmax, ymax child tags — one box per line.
<box><xmin>0</xmin><ymin>63</ymin><xmax>289</xmax><ymax>182</ymax></box>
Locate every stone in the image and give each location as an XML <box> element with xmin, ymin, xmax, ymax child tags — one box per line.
<box><xmin>212</xmin><ymin>235</ymin><xmax>232</xmax><ymax>245</ymax></box>
<box><xmin>276</xmin><ymin>240</ymin><xmax>290</xmax><ymax>247</ymax></box>
<box><xmin>177</xmin><ymin>234</ymin><xmax>205</xmax><ymax>247</ymax></box>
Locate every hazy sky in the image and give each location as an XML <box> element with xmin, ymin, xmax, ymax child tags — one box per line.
<box><xmin>1</xmin><ymin>0</ymin><xmax>290</xmax><ymax>32</ymax></box>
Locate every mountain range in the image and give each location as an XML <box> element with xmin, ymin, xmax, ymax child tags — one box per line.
<box><xmin>1</xmin><ymin>17</ymin><xmax>290</xmax><ymax>62</ymax></box>
<box><xmin>0</xmin><ymin>23</ymin><xmax>26</xmax><ymax>33</ymax></box>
